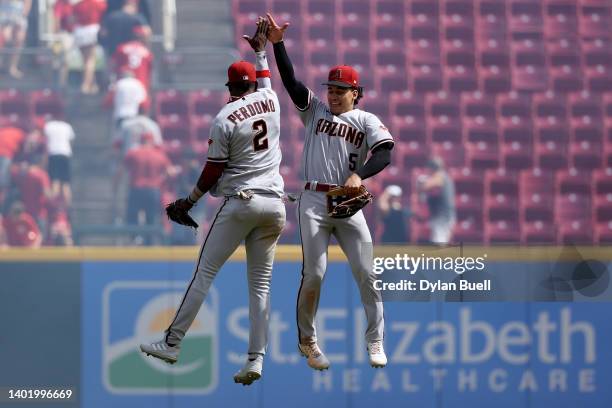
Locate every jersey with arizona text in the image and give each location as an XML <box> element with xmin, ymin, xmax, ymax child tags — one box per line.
<box><xmin>297</xmin><ymin>90</ymin><xmax>394</xmax><ymax>185</ymax></box>
<box><xmin>206</xmin><ymin>87</ymin><xmax>284</xmax><ymax>197</ymax></box>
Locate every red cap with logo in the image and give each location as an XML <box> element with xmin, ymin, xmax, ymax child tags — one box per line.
<box><xmin>322</xmin><ymin>65</ymin><xmax>360</xmax><ymax>88</ymax></box>
<box><xmin>226</xmin><ymin>61</ymin><xmax>257</xmax><ymax>85</ymax></box>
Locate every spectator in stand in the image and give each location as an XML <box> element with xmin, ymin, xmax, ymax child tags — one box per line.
<box><xmin>47</xmin><ymin>197</ymin><xmax>73</xmax><ymax>246</ymax></box>
<box><xmin>3</xmin><ymin>200</ymin><xmax>42</xmax><ymax>247</ymax></box>
<box><xmin>52</xmin><ymin>0</ymin><xmax>75</xmax><ymax>87</ymax></box>
<box><xmin>72</xmin><ymin>0</ymin><xmax>107</xmax><ymax>94</ymax></box>
<box><xmin>119</xmin><ymin>133</ymin><xmax>174</xmax><ymax>245</ymax></box>
<box><xmin>98</xmin><ymin>0</ymin><xmax>150</xmax><ymax>57</ymax></box>
<box><xmin>106</xmin><ymin>69</ymin><xmax>147</xmax><ymax>130</ymax></box>
<box><xmin>105</xmin><ymin>0</ymin><xmax>150</xmax><ymax>24</ymax></box>
<box><xmin>12</xmin><ymin>160</ymin><xmax>51</xmax><ymax>235</ymax></box>
<box><xmin>417</xmin><ymin>157</ymin><xmax>456</xmax><ymax>245</ymax></box>
<box><xmin>0</xmin><ymin>125</ymin><xmax>25</xmax><ymax>207</ymax></box>
<box><xmin>0</xmin><ymin>0</ymin><xmax>31</xmax><ymax>78</ymax></box>
<box><xmin>112</xmin><ymin>25</ymin><xmax>152</xmax><ymax>93</ymax></box>
<box><xmin>378</xmin><ymin>185</ymin><xmax>411</xmax><ymax>243</ymax></box>
<box><xmin>113</xmin><ymin>113</ymin><xmax>161</xmax><ymax>156</ymax></box>
<box><xmin>16</xmin><ymin>124</ymin><xmax>46</xmax><ymax>166</ymax></box>
<box><xmin>44</xmin><ymin>117</ymin><xmax>76</xmax><ymax>205</ymax></box>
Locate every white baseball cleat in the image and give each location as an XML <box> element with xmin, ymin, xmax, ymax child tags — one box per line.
<box><xmin>367</xmin><ymin>340</ymin><xmax>387</xmax><ymax>368</ymax></box>
<box><xmin>233</xmin><ymin>354</ymin><xmax>263</xmax><ymax>386</ymax></box>
<box><xmin>299</xmin><ymin>342</ymin><xmax>330</xmax><ymax>371</ymax></box>
<box><xmin>140</xmin><ymin>340</ymin><xmax>180</xmax><ymax>364</ymax></box>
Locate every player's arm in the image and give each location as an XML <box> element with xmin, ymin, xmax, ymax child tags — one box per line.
<box><xmin>184</xmin><ymin>161</ymin><xmax>226</xmax><ymax>206</ymax></box>
<box><xmin>344</xmin><ymin>144</ymin><xmax>393</xmax><ymax>188</ymax></box>
<box><xmin>243</xmin><ymin>17</ymin><xmax>272</xmax><ymax>89</ymax></box>
<box><xmin>266</xmin><ymin>13</ymin><xmax>310</xmax><ymax>109</ymax></box>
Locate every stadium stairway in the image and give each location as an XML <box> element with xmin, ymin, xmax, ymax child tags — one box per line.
<box><xmin>162</xmin><ymin>0</ymin><xmax>238</xmax><ymax>89</ymax></box>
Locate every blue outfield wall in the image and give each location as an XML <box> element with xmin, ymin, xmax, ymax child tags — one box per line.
<box><xmin>1</xmin><ymin>247</ymin><xmax>611</xmax><ymax>408</ymax></box>
<box><xmin>79</xmin><ymin>259</ymin><xmax>612</xmax><ymax>408</ymax></box>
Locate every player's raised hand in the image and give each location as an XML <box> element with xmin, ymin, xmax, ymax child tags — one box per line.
<box><xmin>242</xmin><ymin>16</ymin><xmax>269</xmax><ymax>52</ymax></box>
<box><xmin>266</xmin><ymin>12</ymin><xmax>289</xmax><ymax>43</ymax></box>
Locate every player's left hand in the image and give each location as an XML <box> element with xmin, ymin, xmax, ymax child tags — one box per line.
<box><xmin>242</xmin><ymin>16</ymin><xmax>269</xmax><ymax>52</ymax></box>
<box><xmin>344</xmin><ymin>173</ymin><xmax>362</xmax><ymax>189</ymax></box>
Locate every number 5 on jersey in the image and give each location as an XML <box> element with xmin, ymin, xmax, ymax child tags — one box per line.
<box><xmin>252</xmin><ymin>119</ymin><xmax>268</xmax><ymax>152</ymax></box>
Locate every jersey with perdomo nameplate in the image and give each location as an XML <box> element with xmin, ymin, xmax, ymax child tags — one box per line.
<box><xmin>297</xmin><ymin>90</ymin><xmax>394</xmax><ymax>185</ymax></box>
<box><xmin>207</xmin><ymin>87</ymin><xmax>284</xmax><ymax>197</ymax></box>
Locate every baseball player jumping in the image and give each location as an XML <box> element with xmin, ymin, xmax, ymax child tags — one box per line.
<box><xmin>265</xmin><ymin>13</ymin><xmax>394</xmax><ymax>369</ymax></box>
<box><xmin>140</xmin><ymin>19</ymin><xmax>286</xmax><ymax>386</ymax></box>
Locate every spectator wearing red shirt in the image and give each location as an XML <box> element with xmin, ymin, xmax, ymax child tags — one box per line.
<box><xmin>0</xmin><ymin>126</ymin><xmax>25</xmax><ymax>206</ymax></box>
<box><xmin>12</xmin><ymin>161</ymin><xmax>51</xmax><ymax>233</ymax></box>
<box><xmin>3</xmin><ymin>201</ymin><xmax>42</xmax><ymax>247</ymax></box>
<box><xmin>112</xmin><ymin>29</ymin><xmax>152</xmax><ymax>92</ymax></box>
<box><xmin>72</xmin><ymin>0</ymin><xmax>107</xmax><ymax>94</ymax></box>
<box><xmin>120</xmin><ymin>133</ymin><xmax>174</xmax><ymax>244</ymax></box>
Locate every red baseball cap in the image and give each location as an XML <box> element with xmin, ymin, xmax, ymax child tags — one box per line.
<box><xmin>322</xmin><ymin>65</ymin><xmax>360</xmax><ymax>88</ymax></box>
<box><xmin>226</xmin><ymin>61</ymin><xmax>256</xmax><ymax>85</ymax></box>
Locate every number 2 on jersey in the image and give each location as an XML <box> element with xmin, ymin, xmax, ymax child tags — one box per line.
<box><xmin>252</xmin><ymin>119</ymin><xmax>269</xmax><ymax>152</ymax></box>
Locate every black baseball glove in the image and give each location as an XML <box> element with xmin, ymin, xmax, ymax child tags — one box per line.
<box><xmin>326</xmin><ymin>185</ymin><xmax>374</xmax><ymax>218</ymax></box>
<box><xmin>165</xmin><ymin>198</ymin><xmax>198</xmax><ymax>229</ymax></box>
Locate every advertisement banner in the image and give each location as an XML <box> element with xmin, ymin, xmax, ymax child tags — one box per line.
<box><xmin>81</xmin><ymin>259</ymin><xmax>612</xmax><ymax>408</ymax></box>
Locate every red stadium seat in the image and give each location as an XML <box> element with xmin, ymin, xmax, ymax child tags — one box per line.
<box><xmin>578</xmin><ymin>4</ymin><xmax>611</xmax><ymax>39</ymax></box>
<box><xmin>486</xmin><ymin>193</ymin><xmax>519</xmax><ymax>222</ymax></box>
<box><xmin>390</xmin><ymin>91</ymin><xmax>426</xmax><ymax>119</ymax></box>
<box><xmin>426</xmin><ymin>91</ymin><xmax>461</xmax><ymax>117</ymax></box>
<box><xmin>0</xmin><ymin>89</ymin><xmax>29</xmax><ymax>117</ymax></box>
<box><xmin>595</xmin><ymin>221</ymin><xmax>612</xmax><ymax>244</ymax></box>
<box><xmin>374</xmin><ymin>0</ymin><xmax>405</xmax><ymax>26</ymax></box>
<box><xmin>558</xmin><ymin>220</ymin><xmax>594</xmax><ymax>244</ymax></box>
<box><xmin>502</xmin><ymin>141</ymin><xmax>534</xmax><ymax>170</ymax></box>
<box><xmin>585</xmin><ymin>65</ymin><xmax>612</xmax><ymax>92</ymax></box>
<box><xmin>441</xmin><ymin>14</ymin><xmax>475</xmax><ymax>42</ymax></box>
<box><xmin>476</xmin><ymin>1</ymin><xmax>507</xmax><ymax>40</ymax></box>
<box><xmin>485</xmin><ymin>168</ymin><xmax>519</xmax><ymax>196</ymax></box>
<box><xmin>479</xmin><ymin>65</ymin><xmax>513</xmax><ymax>93</ymax></box>
<box><xmin>374</xmin><ymin>41</ymin><xmax>407</xmax><ymax>69</ymax></box>
<box><xmin>463</xmin><ymin>115</ymin><xmax>498</xmax><ymax>144</ymax></box>
<box><xmin>407</xmin><ymin>39</ymin><xmax>441</xmax><ymax>65</ymax></box>
<box><xmin>450</xmin><ymin>167</ymin><xmax>485</xmax><ymax>196</ymax></box>
<box><xmin>453</xmin><ymin>220</ymin><xmax>484</xmax><ymax>243</ymax></box>
<box><xmin>466</xmin><ymin>141</ymin><xmax>500</xmax><ymax>170</ymax></box>
<box><xmin>30</xmin><ymin>89</ymin><xmax>64</xmax><ymax>119</ymax></box>
<box><xmin>550</xmin><ymin>65</ymin><xmax>584</xmax><ymax>92</ymax></box>
<box><xmin>461</xmin><ymin>91</ymin><xmax>496</xmax><ymax>119</ymax></box>
<box><xmin>432</xmin><ymin>141</ymin><xmax>466</xmax><ymax>168</ymax></box>
<box><xmin>478</xmin><ymin>39</ymin><xmax>511</xmax><ymax>68</ymax></box>
<box><xmin>533</xmin><ymin>91</ymin><xmax>567</xmax><ymax>120</ymax></box>
<box><xmin>305</xmin><ymin>20</ymin><xmax>336</xmax><ymax>44</ymax></box>
<box><xmin>407</xmin><ymin>14</ymin><xmax>439</xmax><ymax>41</ymax></box>
<box><xmin>188</xmin><ymin>90</ymin><xmax>226</xmax><ymax>118</ymax></box>
<box><xmin>536</xmin><ymin>140</ymin><xmax>569</xmax><ymax>170</ymax></box>
<box><xmin>593</xmin><ymin>168</ymin><xmax>612</xmax><ymax>196</ymax></box>
<box><xmin>392</xmin><ymin>115</ymin><xmax>427</xmax><ymax>144</ymax></box>
<box><xmin>544</xmin><ymin>2</ymin><xmax>578</xmax><ymax>38</ymax></box>
<box><xmin>409</xmin><ymin>64</ymin><xmax>443</xmax><ymax>92</ymax></box>
<box><xmin>500</xmin><ymin>116</ymin><xmax>534</xmax><ymax>144</ymax></box>
<box><xmin>535</xmin><ymin>116</ymin><xmax>569</xmax><ymax>145</ymax></box>
<box><xmin>155</xmin><ymin>89</ymin><xmax>189</xmax><ymax>120</ymax></box>
<box><xmin>570</xmin><ymin>141</ymin><xmax>603</xmax><ymax>170</ymax></box>
<box><xmin>594</xmin><ymin>194</ymin><xmax>612</xmax><ymax>223</ymax></box>
<box><xmin>429</xmin><ymin>115</ymin><xmax>463</xmax><ymax>144</ymax></box>
<box><xmin>512</xmin><ymin>65</ymin><xmax>549</xmax><ymax>92</ymax></box>
<box><xmin>568</xmin><ymin>91</ymin><xmax>602</xmax><ymax>119</ymax></box>
<box><xmin>409</xmin><ymin>0</ymin><xmax>439</xmax><ymax>18</ymax></box>
<box><xmin>159</xmin><ymin>114</ymin><xmax>192</xmax><ymax>144</ymax></box>
<box><xmin>570</xmin><ymin>115</ymin><xmax>603</xmax><ymax>146</ymax></box>
<box><xmin>509</xmin><ymin>0</ymin><xmax>544</xmax><ymax>33</ymax></box>
<box><xmin>497</xmin><ymin>91</ymin><xmax>532</xmax><ymax>118</ymax></box>
<box><xmin>444</xmin><ymin>65</ymin><xmax>478</xmax><ymax>92</ymax></box>
<box><xmin>581</xmin><ymin>38</ymin><xmax>611</xmax><ymax>68</ymax></box>
<box><xmin>443</xmin><ymin>39</ymin><xmax>476</xmax><ymax>67</ymax></box>
<box><xmin>361</xmin><ymin>90</ymin><xmax>389</xmax><ymax>118</ymax></box>
<box><xmin>305</xmin><ymin>0</ymin><xmax>335</xmax><ymax>19</ymax></box>
<box><xmin>398</xmin><ymin>142</ymin><xmax>431</xmax><ymax>170</ymax></box>
<box><xmin>455</xmin><ymin>193</ymin><xmax>484</xmax><ymax>226</ymax></box>
<box><xmin>522</xmin><ymin>221</ymin><xmax>556</xmax><ymax>244</ymax></box>
<box><xmin>375</xmin><ymin>67</ymin><xmax>408</xmax><ymax>93</ymax></box>
<box><xmin>556</xmin><ymin>169</ymin><xmax>593</xmax><ymax>196</ymax></box>
<box><xmin>547</xmin><ymin>39</ymin><xmax>581</xmax><ymax>68</ymax></box>
<box><xmin>486</xmin><ymin>221</ymin><xmax>521</xmax><ymax>243</ymax></box>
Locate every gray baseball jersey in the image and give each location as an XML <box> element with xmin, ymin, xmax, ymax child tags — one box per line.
<box><xmin>207</xmin><ymin>87</ymin><xmax>284</xmax><ymax>197</ymax></box>
<box><xmin>297</xmin><ymin>90</ymin><xmax>394</xmax><ymax>184</ymax></box>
